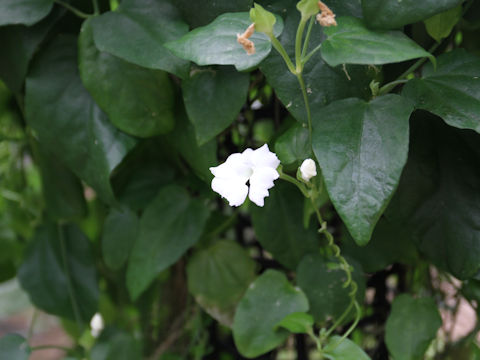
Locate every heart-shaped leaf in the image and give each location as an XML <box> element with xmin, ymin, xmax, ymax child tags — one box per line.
<box><xmin>312</xmin><ymin>95</ymin><xmax>413</xmax><ymax>245</ymax></box>
<box><xmin>402</xmin><ymin>50</ymin><xmax>480</xmax><ymax>133</ymax></box>
<box><xmin>165</xmin><ymin>12</ymin><xmax>284</xmax><ymax>71</ymax></box>
<box><xmin>321</xmin><ymin>17</ymin><xmax>434</xmax><ymax>67</ymax></box>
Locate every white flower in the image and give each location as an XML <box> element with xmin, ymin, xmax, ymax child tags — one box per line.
<box><xmin>300</xmin><ymin>158</ymin><xmax>317</xmax><ymax>182</ymax></box>
<box><xmin>90</xmin><ymin>313</ymin><xmax>104</xmax><ymax>338</ymax></box>
<box><xmin>210</xmin><ymin>144</ymin><xmax>280</xmax><ymax>207</ymax></box>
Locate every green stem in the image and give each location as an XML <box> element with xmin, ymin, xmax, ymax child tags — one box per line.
<box><xmin>303</xmin><ymin>43</ymin><xmax>322</xmax><ymax>65</ymax></box>
<box><xmin>296</xmin><ymin>74</ymin><xmax>313</xmax><ymax>149</ymax></box>
<box><xmin>92</xmin><ymin>0</ymin><xmax>99</xmax><ymax>15</ymax></box>
<box><xmin>27</xmin><ymin>309</ymin><xmax>38</xmax><ymax>343</ymax></box>
<box><xmin>279</xmin><ymin>171</ymin><xmax>309</xmax><ymax>197</ymax></box>
<box><xmin>295</xmin><ymin>18</ymin><xmax>308</xmax><ymax>72</ymax></box>
<box><xmin>31</xmin><ymin>345</ymin><xmax>71</xmax><ymax>352</ymax></box>
<box><xmin>325</xmin><ymin>301</ymin><xmax>361</xmax><ymax>352</ymax></box>
<box><xmin>54</xmin><ymin>0</ymin><xmax>92</xmax><ymax>19</ymax></box>
<box><xmin>302</xmin><ymin>17</ymin><xmax>315</xmax><ymax>60</ymax></box>
<box><xmin>58</xmin><ymin>224</ymin><xmax>82</xmax><ymax>328</ymax></box>
<box><xmin>378</xmin><ymin>79</ymin><xmax>409</xmax><ymax>96</ymax></box>
<box><xmin>379</xmin><ymin>42</ymin><xmax>441</xmax><ymax>95</ymax></box>
<box><xmin>270</xmin><ymin>36</ymin><xmax>296</xmax><ymax>74</ymax></box>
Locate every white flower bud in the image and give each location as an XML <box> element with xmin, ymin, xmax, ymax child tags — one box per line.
<box><xmin>90</xmin><ymin>313</ymin><xmax>104</xmax><ymax>338</ymax></box>
<box><xmin>300</xmin><ymin>158</ymin><xmax>317</xmax><ymax>182</ymax></box>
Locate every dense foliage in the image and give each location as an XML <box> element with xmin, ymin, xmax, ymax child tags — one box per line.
<box><xmin>0</xmin><ymin>0</ymin><xmax>480</xmax><ymax>359</ymax></box>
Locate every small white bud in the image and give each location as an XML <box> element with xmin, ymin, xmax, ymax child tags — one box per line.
<box><xmin>90</xmin><ymin>313</ymin><xmax>104</xmax><ymax>338</ymax></box>
<box><xmin>300</xmin><ymin>158</ymin><xmax>317</xmax><ymax>182</ymax></box>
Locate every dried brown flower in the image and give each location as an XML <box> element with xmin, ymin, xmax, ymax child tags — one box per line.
<box><xmin>316</xmin><ymin>1</ymin><xmax>337</xmax><ymax>27</ymax></box>
<box><xmin>237</xmin><ymin>23</ymin><xmax>256</xmax><ymax>55</ymax></box>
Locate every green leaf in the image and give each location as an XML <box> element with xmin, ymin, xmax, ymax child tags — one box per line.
<box><xmin>165</xmin><ymin>110</ymin><xmax>217</xmax><ymax>182</ymax></box>
<box><xmin>232</xmin><ymin>270</ymin><xmax>309</xmax><ymax>358</ymax></box>
<box><xmin>250</xmin><ymin>182</ymin><xmax>320</xmax><ymax>269</ymax></box>
<box><xmin>260</xmin><ymin>9</ymin><xmax>374</xmax><ymax>125</ymax></box>
<box><xmin>275</xmin><ymin>123</ymin><xmax>311</xmax><ymax>165</ymax></box>
<box><xmin>402</xmin><ymin>50</ymin><xmax>480</xmax><ymax>133</ymax></box>
<box><xmin>385</xmin><ymin>113</ymin><xmax>480</xmax><ymax>279</ymax></box>
<box><xmin>36</xmin><ymin>144</ymin><xmax>87</xmax><ymax>221</ymax></box>
<box><xmin>362</xmin><ymin>0</ymin><xmax>463</xmax><ymax>29</ymax></box>
<box><xmin>321</xmin><ymin>17</ymin><xmax>434</xmax><ymax>67</ymax></box>
<box><xmin>175</xmin><ymin>0</ymin><xmax>253</xmax><ymax>28</ymax></box>
<box><xmin>296</xmin><ymin>254</ymin><xmax>365</xmax><ymax>323</ymax></box>
<box><xmin>165</xmin><ymin>12</ymin><xmax>284</xmax><ymax>72</ymax></box>
<box><xmin>425</xmin><ymin>5</ymin><xmax>462</xmax><ymax>42</ymax></box>
<box><xmin>90</xmin><ymin>0</ymin><xmax>190</xmax><ymax>78</ymax></box>
<box><xmin>250</xmin><ymin>3</ymin><xmax>277</xmax><ymax>35</ymax></box>
<box><xmin>341</xmin><ymin>218</ymin><xmax>417</xmax><ymax>273</ymax></box>
<box><xmin>18</xmin><ymin>224</ymin><xmax>99</xmax><ymax>323</ymax></box>
<box><xmin>111</xmin><ymin>140</ymin><xmax>176</xmax><ymax>211</ymax></box>
<box><xmin>0</xmin><ymin>9</ymin><xmax>60</xmax><ymax>93</ymax></box>
<box><xmin>126</xmin><ymin>185</ymin><xmax>209</xmax><ymax>300</ymax></box>
<box><xmin>312</xmin><ymin>95</ymin><xmax>413</xmax><ymax>245</ymax></box>
<box><xmin>186</xmin><ymin>240</ymin><xmax>256</xmax><ymax>326</ymax></box>
<box><xmin>79</xmin><ymin>19</ymin><xmax>175</xmax><ymax>138</ymax></box>
<box><xmin>324</xmin><ymin>336</ymin><xmax>371</xmax><ymax>360</ymax></box>
<box><xmin>25</xmin><ymin>35</ymin><xmax>136</xmax><ymax>204</ymax></box>
<box><xmin>0</xmin><ymin>0</ymin><xmax>53</xmax><ymax>26</ymax></box>
<box><xmin>0</xmin><ymin>334</ymin><xmax>30</xmax><ymax>360</ymax></box>
<box><xmin>275</xmin><ymin>312</ymin><xmax>314</xmax><ymax>334</ymax></box>
<box><xmin>101</xmin><ymin>207</ymin><xmax>139</xmax><ymax>271</ymax></box>
<box><xmin>182</xmin><ymin>67</ymin><xmax>249</xmax><ymax>145</ymax></box>
<box><xmin>91</xmin><ymin>332</ymin><xmax>142</xmax><ymax>360</ymax></box>
<box><xmin>385</xmin><ymin>294</ymin><xmax>442</xmax><ymax>360</ymax></box>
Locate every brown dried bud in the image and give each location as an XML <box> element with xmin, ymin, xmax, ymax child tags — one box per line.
<box><xmin>316</xmin><ymin>1</ymin><xmax>337</xmax><ymax>27</ymax></box>
<box><xmin>237</xmin><ymin>23</ymin><xmax>256</xmax><ymax>55</ymax></box>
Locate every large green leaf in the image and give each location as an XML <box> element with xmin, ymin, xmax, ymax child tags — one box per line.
<box><xmin>260</xmin><ymin>9</ymin><xmax>374</xmax><ymax>124</ymax></box>
<box><xmin>164</xmin><ymin>110</ymin><xmax>217</xmax><ymax>182</ymax></box>
<box><xmin>0</xmin><ymin>334</ymin><xmax>30</xmax><ymax>360</ymax></box>
<box><xmin>79</xmin><ymin>19</ymin><xmax>175</xmax><ymax>138</ymax></box>
<box><xmin>90</xmin><ymin>0</ymin><xmax>189</xmax><ymax>78</ymax></box>
<box><xmin>176</xmin><ymin>0</ymin><xmax>253</xmax><ymax>28</ymax></box>
<box><xmin>424</xmin><ymin>5</ymin><xmax>462</xmax><ymax>43</ymax></box>
<box><xmin>385</xmin><ymin>294</ymin><xmax>442</xmax><ymax>360</ymax></box>
<box><xmin>296</xmin><ymin>254</ymin><xmax>365</xmax><ymax>323</ymax></box>
<box><xmin>101</xmin><ymin>206</ymin><xmax>139</xmax><ymax>270</ymax></box>
<box><xmin>182</xmin><ymin>66</ymin><xmax>249</xmax><ymax>145</ymax></box>
<box><xmin>165</xmin><ymin>12</ymin><xmax>284</xmax><ymax>72</ymax></box>
<box><xmin>18</xmin><ymin>224</ymin><xmax>99</xmax><ymax>323</ymax></box>
<box><xmin>126</xmin><ymin>185</ymin><xmax>209</xmax><ymax>300</ymax></box>
<box><xmin>312</xmin><ymin>95</ymin><xmax>413</xmax><ymax>245</ymax></box>
<box><xmin>186</xmin><ymin>240</ymin><xmax>256</xmax><ymax>326</ymax></box>
<box><xmin>25</xmin><ymin>35</ymin><xmax>136</xmax><ymax>204</ymax></box>
<box><xmin>324</xmin><ymin>336</ymin><xmax>371</xmax><ymax>360</ymax></box>
<box><xmin>36</xmin><ymin>144</ymin><xmax>87</xmax><ymax>220</ymax></box>
<box><xmin>321</xmin><ymin>17</ymin><xmax>433</xmax><ymax>67</ymax></box>
<box><xmin>250</xmin><ymin>182</ymin><xmax>320</xmax><ymax>269</ymax></box>
<box><xmin>232</xmin><ymin>270</ymin><xmax>309</xmax><ymax>358</ymax></box>
<box><xmin>341</xmin><ymin>219</ymin><xmax>417</xmax><ymax>273</ymax></box>
<box><xmin>385</xmin><ymin>113</ymin><xmax>480</xmax><ymax>279</ymax></box>
<box><xmin>274</xmin><ymin>123</ymin><xmax>311</xmax><ymax>165</ymax></box>
<box><xmin>402</xmin><ymin>50</ymin><xmax>480</xmax><ymax>133</ymax></box>
<box><xmin>0</xmin><ymin>0</ymin><xmax>53</xmax><ymax>26</ymax></box>
<box><xmin>362</xmin><ymin>0</ymin><xmax>463</xmax><ymax>29</ymax></box>
<box><xmin>0</xmin><ymin>9</ymin><xmax>60</xmax><ymax>93</ymax></box>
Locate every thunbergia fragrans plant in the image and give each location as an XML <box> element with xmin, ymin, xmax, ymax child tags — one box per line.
<box><xmin>0</xmin><ymin>0</ymin><xmax>479</xmax><ymax>359</ymax></box>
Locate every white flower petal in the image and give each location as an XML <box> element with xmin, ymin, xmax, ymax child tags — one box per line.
<box><xmin>211</xmin><ymin>177</ymin><xmax>249</xmax><ymax>207</ymax></box>
<box><xmin>210</xmin><ymin>153</ymin><xmax>251</xmax><ymax>181</ymax></box>
<box><xmin>248</xmin><ymin>167</ymin><xmax>279</xmax><ymax>206</ymax></box>
<box><xmin>249</xmin><ymin>144</ymin><xmax>280</xmax><ymax>169</ymax></box>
